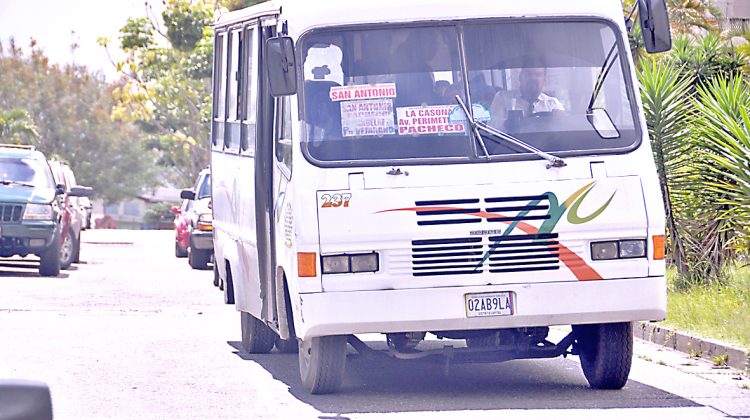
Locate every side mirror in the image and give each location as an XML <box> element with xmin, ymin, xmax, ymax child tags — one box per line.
<box><xmin>0</xmin><ymin>380</ymin><xmax>53</xmax><ymax>420</ymax></box>
<box><xmin>639</xmin><ymin>0</ymin><xmax>672</xmax><ymax>53</ymax></box>
<box><xmin>180</xmin><ymin>189</ymin><xmax>196</xmax><ymax>200</ymax></box>
<box><xmin>68</xmin><ymin>186</ymin><xmax>95</xmax><ymax>197</ymax></box>
<box><xmin>266</xmin><ymin>36</ymin><xmax>297</xmax><ymax>96</ymax></box>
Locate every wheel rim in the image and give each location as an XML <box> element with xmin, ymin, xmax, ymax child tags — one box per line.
<box><xmin>60</xmin><ymin>233</ymin><xmax>73</xmax><ymax>262</ymax></box>
<box><xmin>299</xmin><ymin>339</ymin><xmax>312</xmax><ymax>373</ymax></box>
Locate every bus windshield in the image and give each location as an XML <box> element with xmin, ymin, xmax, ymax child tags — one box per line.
<box><xmin>300</xmin><ymin>19</ymin><xmax>639</xmax><ymax>164</ymax></box>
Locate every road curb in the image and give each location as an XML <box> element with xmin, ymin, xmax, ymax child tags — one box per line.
<box><xmin>636</xmin><ymin>322</ymin><xmax>749</xmax><ymax>372</ymax></box>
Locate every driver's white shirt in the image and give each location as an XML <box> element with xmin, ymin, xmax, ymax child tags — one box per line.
<box><xmin>489</xmin><ymin>91</ymin><xmax>565</xmax><ymax>129</ymax></box>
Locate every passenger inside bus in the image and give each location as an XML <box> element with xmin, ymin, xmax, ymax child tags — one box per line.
<box><xmin>489</xmin><ymin>67</ymin><xmax>565</xmax><ymax>131</ymax></box>
<box><xmin>305</xmin><ymin>77</ymin><xmax>342</xmax><ymax>142</ymax></box>
<box><xmin>392</xmin><ymin>29</ymin><xmax>442</xmax><ymax>107</ymax></box>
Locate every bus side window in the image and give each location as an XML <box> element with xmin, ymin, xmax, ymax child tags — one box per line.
<box><xmin>275</xmin><ymin>96</ymin><xmax>292</xmax><ymax>173</ymax></box>
<box><xmin>225</xmin><ymin>28</ymin><xmax>243</xmax><ymax>151</ymax></box>
<box><xmin>212</xmin><ymin>32</ymin><xmax>227</xmax><ymax>149</ymax></box>
<box><xmin>242</xmin><ymin>25</ymin><xmax>259</xmax><ymax>152</ymax></box>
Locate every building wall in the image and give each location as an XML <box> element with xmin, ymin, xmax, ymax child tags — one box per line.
<box><xmin>91</xmin><ymin>186</ymin><xmax>181</xmax><ymax>229</ymax></box>
<box><xmin>731</xmin><ymin>1</ymin><xmax>750</xmax><ymax>18</ymax></box>
<box><xmin>716</xmin><ymin>0</ymin><xmax>750</xmax><ymax>19</ymax></box>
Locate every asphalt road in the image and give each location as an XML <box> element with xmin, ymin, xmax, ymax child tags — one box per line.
<box><xmin>0</xmin><ymin>230</ymin><xmax>748</xmax><ymax>420</ymax></box>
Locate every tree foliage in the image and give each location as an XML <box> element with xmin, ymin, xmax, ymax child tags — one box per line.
<box><xmin>639</xmin><ymin>60</ymin><xmax>694</xmax><ymax>278</ymax></box>
<box><xmin>101</xmin><ymin>0</ymin><xmax>218</xmax><ymax>186</ymax></box>
<box><xmin>693</xmin><ymin>77</ymin><xmax>750</xmax><ymax>253</ymax></box>
<box><xmin>222</xmin><ymin>0</ymin><xmax>266</xmax><ymax>11</ymax></box>
<box><xmin>0</xmin><ymin>108</ymin><xmax>39</xmax><ymax>143</ymax></box>
<box><xmin>638</xmin><ymin>24</ymin><xmax>750</xmax><ymax>288</ymax></box>
<box><xmin>670</xmin><ymin>34</ymin><xmax>747</xmax><ymax>87</ymax></box>
<box><xmin>0</xmin><ymin>38</ymin><xmax>158</xmax><ymax>203</ymax></box>
<box><xmin>667</xmin><ymin>0</ymin><xmax>722</xmax><ymax>35</ymax></box>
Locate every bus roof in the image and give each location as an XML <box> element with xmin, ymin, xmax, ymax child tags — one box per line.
<box><xmin>215</xmin><ymin>0</ymin><xmax>627</xmax><ymax>35</ymax></box>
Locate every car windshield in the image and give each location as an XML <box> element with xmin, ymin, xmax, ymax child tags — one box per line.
<box><xmin>0</xmin><ymin>158</ymin><xmax>54</xmax><ymax>187</ymax></box>
<box><xmin>196</xmin><ymin>174</ymin><xmax>211</xmax><ymax>199</ymax></box>
<box><xmin>300</xmin><ymin>19</ymin><xmax>639</xmax><ymax>164</ymax></box>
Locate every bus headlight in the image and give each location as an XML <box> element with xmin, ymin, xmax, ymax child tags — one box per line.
<box><xmin>350</xmin><ymin>253</ymin><xmax>379</xmax><ymax>272</ymax></box>
<box><xmin>591</xmin><ymin>240</ymin><xmax>646</xmax><ymax>261</ymax></box>
<box><xmin>322</xmin><ymin>255</ymin><xmax>350</xmax><ymax>274</ymax></box>
<box><xmin>322</xmin><ymin>253</ymin><xmax>379</xmax><ymax>274</ymax></box>
<box><xmin>619</xmin><ymin>240</ymin><xmax>646</xmax><ymax>258</ymax></box>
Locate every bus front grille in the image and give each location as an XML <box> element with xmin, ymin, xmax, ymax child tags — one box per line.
<box><xmin>414</xmin><ymin>194</ymin><xmax>551</xmax><ymax>226</ymax></box>
<box><xmin>410</xmin><ymin>233</ymin><xmax>560</xmax><ymax>277</ymax></box>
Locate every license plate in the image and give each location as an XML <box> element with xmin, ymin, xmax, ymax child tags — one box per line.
<box><xmin>465</xmin><ymin>292</ymin><xmax>514</xmax><ymax>318</ymax></box>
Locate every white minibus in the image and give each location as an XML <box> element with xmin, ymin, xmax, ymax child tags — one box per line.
<box><xmin>211</xmin><ymin>0</ymin><xmax>671</xmax><ymax>394</ymax></box>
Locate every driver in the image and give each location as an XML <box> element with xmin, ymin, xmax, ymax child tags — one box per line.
<box><xmin>489</xmin><ymin>67</ymin><xmax>564</xmax><ymax>129</ymax></box>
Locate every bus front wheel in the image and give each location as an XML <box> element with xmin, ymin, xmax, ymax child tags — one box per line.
<box><xmin>299</xmin><ymin>335</ymin><xmax>347</xmax><ymax>394</ymax></box>
<box><xmin>573</xmin><ymin>322</ymin><xmax>633</xmax><ymax>390</ymax></box>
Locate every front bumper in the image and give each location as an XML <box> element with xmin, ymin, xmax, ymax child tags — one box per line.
<box><xmin>294</xmin><ymin>276</ymin><xmax>666</xmax><ymax>340</ymax></box>
<box><xmin>189</xmin><ymin>230</ymin><xmax>214</xmax><ymax>251</ymax></box>
<box><xmin>0</xmin><ymin>221</ymin><xmax>58</xmax><ymax>257</ymax></box>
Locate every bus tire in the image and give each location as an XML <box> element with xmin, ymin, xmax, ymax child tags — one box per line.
<box><xmin>275</xmin><ymin>336</ymin><xmax>299</xmax><ymax>353</ymax></box>
<box><xmin>299</xmin><ymin>335</ymin><xmax>347</xmax><ymax>394</ymax></box>
<box><xmin>223</xmin><ymin>266</ymin><xmax>234</xmax><ymax>305</ymax></box>
<box><xmin>240</xmin><ymin>312</ymin><xmax>275</xmax><ymax>354</ymax></box>
<box><xmin>574</xmin><ymin>322</ymin><xmax>633</xmax><ymax>390</ymax></box>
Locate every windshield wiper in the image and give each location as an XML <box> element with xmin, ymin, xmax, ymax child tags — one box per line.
<box><xmin>454</xmin><ymin>95</ymin><xmax>566</xmax><ymax>169</ymax></box>
<box><xmin>2</xmin><ymin>179</ymin><xmax>35</xmax><ymax>188</ymax></box>
<box><xmin>454</xmin><ymin>95</ymin><xmax>490</xmax><ymax>159</ymax></box>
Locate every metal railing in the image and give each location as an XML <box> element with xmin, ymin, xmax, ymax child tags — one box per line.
<box><xmin>720</xmin><ymin>18</ymin><xmax>750</xmax><ymax>33</ymax></box>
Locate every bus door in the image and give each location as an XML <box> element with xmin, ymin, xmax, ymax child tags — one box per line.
<box><xmin>253</xmin><ymin>23</ymin><xmax>279</xmax><ymax>323</ymax></box>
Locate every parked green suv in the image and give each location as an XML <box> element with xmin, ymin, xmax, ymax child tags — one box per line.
<box><xmin>0</xmin><ymin>145</ymin><xmax>69</xmax><ymax>276</ymax></box>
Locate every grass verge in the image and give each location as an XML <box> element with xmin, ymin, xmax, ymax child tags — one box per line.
<box><xmin>661</xmin><ymin>266</ymin><xmax>750</xmax><ymax>350</ymax></box>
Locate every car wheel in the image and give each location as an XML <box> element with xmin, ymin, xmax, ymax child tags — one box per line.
<box><xmin>574</xmin><ymin>322</ymin><xmax>633</xmax><ymax>390</ymax></box>
<box><xmin>298</xmin><ymin>335</ymin><xmax>347</xmax><ymax>394</ymax></box>
<box><xmin>188</xmin><ymin>248</ymin><xmax>209</xmax><ymax>270</ymax></box>
<box><xmin>39</xmin><ymin>233</ymin><xmax>61</xmax><ymax>277</ymax></box>
<box><xmin>240</xmin><ymin>311</ymin><xmax>275</xmax><ymax>354</ymax></box>
<box><xmin>175</xmin><ymin>240</ymin><xmax>188</xmax><ymax>258</ymax></box>
<box><xmin>73</xmin><ymin>232</ymin><xmax>81</xmax><ymax>263</ymax></box>
<box><xmin>59</xmin><ymin>226</ymin><xmax>77</xmax><ymax>270</ymax></box>
<box><xmin>213</xmin><ymin>263</ymin><xmax>220</xmax><ymax>287</ymax></box>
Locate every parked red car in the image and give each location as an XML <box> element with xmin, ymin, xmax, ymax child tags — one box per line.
<box><xmin>172</xmin><ymin>199</ymin><xmax>190</xmax><ymax>258</ymax></box>
<box><xmin>174</xmin><ymin>168</ymin><xmax>213</xmax><ymax>269</ymax></box>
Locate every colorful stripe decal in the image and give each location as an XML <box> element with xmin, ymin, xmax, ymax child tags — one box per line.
<box><xmin>376</xmin><ymin>181</ymin><xmax>619</xmax><ymax>281</ymax></box>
